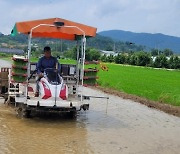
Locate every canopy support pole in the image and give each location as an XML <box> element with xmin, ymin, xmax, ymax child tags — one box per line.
<box><xmin>80</xmin><ymin>36</ymin><xmax>86</xmax><ymax>103</ymax></box>
<box><xmin>25</xmin><ymin>33</ymin><xmax>32</xmax><ymax>101</ymax></box>
<box><xmin>76</xmin><ymin>40</ymin><xmax>80</xmax><ymax>96</ymax></box>
<box><xmin>27</xmin><ymin>33</ymin><xmax>32</xmax><ymax>77</ymax></box>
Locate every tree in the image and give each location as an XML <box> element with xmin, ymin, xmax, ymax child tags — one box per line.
<box><xmin>125</xmin><ymin>54</ymin><xmax>131</xmax><ymax>64</ymax></box>
<box><xmin>129</xmin><ymin>54</ymin><xmax>137</xmax><ymax>65</ymax></box>
<box><xmin>56</xmin><ymin>42</ymin><xmax>68</xmax><ymax>52</ymax></box>
<box><xmin>168</xmin><ymin>56</ymin><xmax>180</xmax><ymax>69</ymax></box>
<box><xmin>63</xmin><ymin>47</ymin><xmax>77</xmax><ymax>59</ymax></box>
<box><xmin>64</xmin><ymin>47</ymin><xmax>101</xmax><ymax>61</ymax></box>
<box><xmin>154</xmin><ymin>55</ymin><xmax>168</xmax><ymax>68</ymax></box>
<box><xmin>100</xmin><ymin>54</ymin><xmax>107</xmax><ymax>62</ymax></box>
<box><xmin>106</xmin><ymin>54</ymin><xmax>114</xmax><ymax>63</ymax></box>
<box><xmin>114</xmin><ymin>54</ymin><xmax>126</xmax><ymax>64</ymax></box>
<box><xmin>136</xmin><ymin>51</ymin><xmax>151</xmax><ymax>66</ymax></box>
<box><xmin>169</xmin><ymin>56</ymin><xmax>174</xmax><ymax>69</ymax></box>
<box><xmin>163</xmin><ymin>48</ymin><xmax>173</xmax><ymax>57</ymax></box>
<box><xmin>151</xmin><ymin>49</ymin><xmax>159</xmax><ymax>56</ymax></box>
<box><xmin>105</xmin><ymin>45</ymin><xmax>113</xmax><ymax>51</ymax></box>
<box><xmin>85</xmin><ymin>48</ymin><xmax>101</xmax><ymax>61</ymax></box>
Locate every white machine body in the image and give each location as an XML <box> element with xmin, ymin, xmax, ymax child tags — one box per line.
<box><xmin>15</xmin><ymin>68</ymin><xmax>85</xmax><ymax>111</ymax></box>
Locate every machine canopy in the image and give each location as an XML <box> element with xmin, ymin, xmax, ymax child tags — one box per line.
<box><xmin>11</xmin><ymin>17</ymin><xmax>97</xmax><ymax>40</ymax></box>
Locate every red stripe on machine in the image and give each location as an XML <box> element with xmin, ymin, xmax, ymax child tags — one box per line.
<box><xmin>59</xmin><ymin>84</ymin><xmax>67</xmax><ymax>100</ymax></box>
<box><xmin>41</xmin><ymin>81</ymin><xmax>51</xmax><ymax>99</ymax></box>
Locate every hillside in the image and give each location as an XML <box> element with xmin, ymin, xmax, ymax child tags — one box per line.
<box><xmin>0</xmin><ymin>33</ymin><xmax>145</xmax><ymax>52</ymax></box>
<box><xmin>98</xmin><ymin>30</ymin><xmax>180</xmax><ymax>53</ymax></box>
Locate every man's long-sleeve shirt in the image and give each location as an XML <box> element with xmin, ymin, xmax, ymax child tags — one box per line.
<box><xmin>37</xmin><ymin>56</ymin><xmax>60</xmax><ymax>74</ymax></box>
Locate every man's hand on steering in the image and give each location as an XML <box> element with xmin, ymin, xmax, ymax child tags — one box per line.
<box><xmin>38</xmin><ymin>73</ymin><xmax>44</xmax><ymax>77</ymax></box>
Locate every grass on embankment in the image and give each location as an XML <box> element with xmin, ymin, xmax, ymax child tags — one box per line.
<box><xmin>97</xmin><ymin>63</ymin><xmax>180</xmax><ymax>106</ymax></box>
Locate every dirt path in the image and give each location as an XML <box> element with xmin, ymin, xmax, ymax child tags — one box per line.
<box><xmin>0</xmin><ymin>59</ymin><xmax>180</xmax><ymax>154</ymax></box>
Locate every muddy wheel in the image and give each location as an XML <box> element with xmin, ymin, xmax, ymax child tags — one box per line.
<box><xmin>16</xmin><ymin>107</ymin><xmax>23</xmax><ymax>117</ymax></box>
<box><xmin>17</xmin><ymin>105</ymin><xmax>31</xmax><ymax>118</ymax></box>
<box><xmin>22</xmin><ymin>109</ymin><xmax>31</xmax><ymax>118</ymax></box>
<box><xmin>4</xmin><ymin>97</ymin><xmax>8</xmax><ymax>104</ymax></box>
<box><xmin>69</xmin><ymin>109</ymin><xmax>77</xmax><ymax>119</ymax></box>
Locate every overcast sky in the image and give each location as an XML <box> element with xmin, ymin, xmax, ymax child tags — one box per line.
<box><xmin>0</xmin><ymin>0</ymin><xmax>180</xmax><ymax>37</ymax></box>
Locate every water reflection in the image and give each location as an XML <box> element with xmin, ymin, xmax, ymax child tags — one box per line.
<box><xmin>0</xmin><ymin>103</ymin><xmax>92</xmax><ymax>154</ymax></box>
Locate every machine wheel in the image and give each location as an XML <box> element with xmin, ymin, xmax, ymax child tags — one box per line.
<box><xmin>17</xmin><ymin>105</ymin><xmax>31</xmax><ymax>118</ymax></box>
<box><xmin>69</xmin><ymin>109</ymin><xmax>77</xmax><ymax>119</ymax></box>
<box><xmin>22</xmin><ymin>109</ymin><xmax>31</xmax><ymax>118</ymax></box>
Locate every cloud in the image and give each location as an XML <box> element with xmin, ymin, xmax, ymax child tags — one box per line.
<box><xmin>0</xmin><ymin>0</ymin><xmax>180</xmax><ymax>37</ymax></box>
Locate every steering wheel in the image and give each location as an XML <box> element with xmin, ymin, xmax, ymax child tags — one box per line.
<box><xmin>28</xmin><ymin>69</ymin><xmax>37</xmax><ymax>81</ymax></box>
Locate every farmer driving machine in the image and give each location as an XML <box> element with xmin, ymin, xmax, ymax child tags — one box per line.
<box><xmin>0</xmin><ymin>18</ymin><xmax>109</xmax><ymax>118</ymax></box>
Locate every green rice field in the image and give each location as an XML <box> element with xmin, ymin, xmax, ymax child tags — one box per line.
<box><xmin>97</xmin><ymin>63</ymin><xmax>180</xmax><ymax>106</ymax></box>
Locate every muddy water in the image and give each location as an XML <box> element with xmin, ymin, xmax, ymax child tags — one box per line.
<box><xmin>0</xmin><ymin>59</ymin><xmax>180</xmax><ymax>154</ymax></box>
<box><xmin>0</xmin><ymin>88</ymin><xmax>180</xmax><ymax>154</ymax></box>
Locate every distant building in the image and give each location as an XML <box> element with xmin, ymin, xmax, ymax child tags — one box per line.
<box><xmin>151</xmin><ymin>56</ymin><xmax>156</xmax><ymax>62</ymax></box>
<box><xmin>151</xmin><ymin>56</ymin><xmax>171</xmax><ymax>62</ymax></box>
<box><xmin>1</xmin><ymin>43</ymin><xmax>8</xmax><ymax>47</ymax></box>
<box><xmin>99</xmin><ymin>50</ymin><xmax>118</xmax><ymax>56</ymax></box>
<box><xmin>0</xmin><ymin>47</ymin><xmax>24</xmax><ymax>55</ymax></box>
<box><xmin>33</xmin><ymin>44</ymin><xmax>39</xmax><ymax>49</ymax></box>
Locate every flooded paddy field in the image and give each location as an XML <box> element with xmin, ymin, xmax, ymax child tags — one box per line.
<box><xmin>0</xmin><ymin>59</ymin><xmax>180</xmax><ymax>154</ymax></box>
<box><xmin>0</xmin><ymin>87</ymin><xmax>180</xmax><ymax>154</ymax></box>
